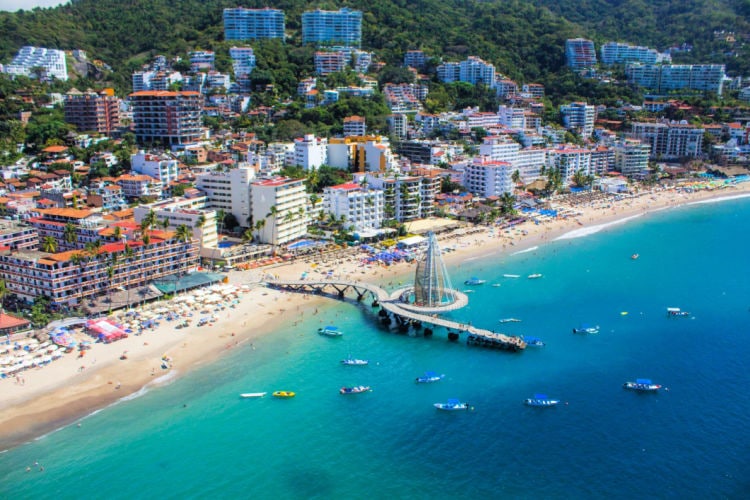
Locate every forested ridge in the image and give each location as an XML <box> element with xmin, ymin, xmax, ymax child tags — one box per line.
<box><xmin>1</xmin><ymin>0</ymin><xmax>749</xmax><ymax>92</ymax></box>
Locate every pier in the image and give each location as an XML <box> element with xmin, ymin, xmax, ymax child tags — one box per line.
<box><xmin>265</xmin><ymin>278</ymin><xmax>526</xmax><ymax>352</ymax></box>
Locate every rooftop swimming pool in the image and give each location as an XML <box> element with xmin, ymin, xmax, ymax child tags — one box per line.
<box><xmin>218</xmin><ymin>241</ymin><xmax>238</xmax><ymax>249</ymax></box>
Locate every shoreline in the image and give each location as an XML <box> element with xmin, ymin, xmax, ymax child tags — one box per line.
<box><xmin>2</xmin><ymin>182</ymin><xmax>749</xmax><ymax>450</ymax></box>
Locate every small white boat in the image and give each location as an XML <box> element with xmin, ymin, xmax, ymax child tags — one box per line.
<box><xmin>340</xmin><ymin>385</ymin><xmax>371</xmax><ymax>394</ymax></box>
<box><xmin>503</xmin><ymin>274</ymin><xmax>520</xmax><ymax>278</ymax></box>
<box><xmin>415</xmin><ymin>371</ymin><xmax>444</xmax><ymax>383</ymax></box>
<box><xmin>464</xmin><ymin>277</ymin><xmax>486</xmax><ymax>285</ymax></box>
<box><xmin>666</xmin><ymin>307</ymin><xmax>690</xmax><ymax>318</ymax></box>
<box><xmin>527</xmin><ymin>273</ymin><xmax>543</xmax><ymax>279</ymax></box>
<box><xmin>524</xmin><ymin>394</ymin><xmax>560</xmax><ymax>407</ymax></box>
<box><xmin>491</xmin><ymin>283</ymin><xmax>501</xmax><ymax>287</ymax></box>
<box><xmin>318</xmin><ymin>326</ymin><xmax>343</xmax><ymax>337</ymax></box>
<box><xmin>572</xmin><ymin>325</ymin><xmax>599</xmax><ymax>334</ymax></box>
<box><xmin>240</xmin><ymin>392</ymin><xmax>267</xmax><ymax>398</ymax></box>
<box><xmin>463</xmin><ymin>289</ymin><xmax>475</xmax><ymax>293</ymax></box>
<box><xmin>624</xmin><ymin>379</ymin><xmax>661</xmax><ymax>392</ymax></box>
<box><xmin>341</xmin><ymin>357</ymin><xmax>369</xmax><ymax>366</ymax></box>
<box><xmin>499</xmin><ymin>318</ymin><xmax>522</xmax><ymax>323</ymax></box>
<box><xmin>434</xmin><ymin>399</ymin><xmax>470</xmax><ymax>411</ymax></box>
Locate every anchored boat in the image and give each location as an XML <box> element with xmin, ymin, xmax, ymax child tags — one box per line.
<box><xmin>340</xmin><ymin>385</ymin><xmax>371</xmax><ymax>395</ymax></box>
<box><xmin>434</xmin><ymin>399</ymin><xmax>470</xmax><ymax>411</ymax></box>
<box><xmin>318</xmin><ymin>326</ymin><xmax>343</xmax><ymax>337</ymax></box>
<box><xmin>415</xmin><ymin>371</ymin><xmax>444</xmax><ymax>383</ymax></box>
<box><xmin>524</xmin><ymin>394</ymin><xmax>560</xmax><ymax>407</ymax></box>
<box><xmin>623</xmin><ymin>379</ymin><xmax>661</xmax><ymax>392</ymax></box>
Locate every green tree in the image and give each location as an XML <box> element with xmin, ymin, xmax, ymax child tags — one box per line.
<box><xmin>41</xmin><ymin>236</ymin><xmax>58</xmax><ymax>253</ymax></box>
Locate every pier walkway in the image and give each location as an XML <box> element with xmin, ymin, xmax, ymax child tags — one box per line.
<box><xmin>265</xmin><ymin>278</ymin><xmax>525</xmax><ymax>352</ymax></box>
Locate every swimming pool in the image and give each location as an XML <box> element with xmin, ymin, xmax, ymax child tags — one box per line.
<box><xmin>287</xmin><ymin>239</ymin><xmax>323</xmax><ymax>250</ymax></box>
<box><xmin>218</xmin><ymin>241</ymin><xmax>238</xmax><ymax>249</ymax></box>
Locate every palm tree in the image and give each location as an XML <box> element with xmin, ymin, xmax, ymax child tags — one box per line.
<box><xmin>0</xmin><ymin>279</ymin><xmax>6</xmax><ymax>314</ymax></box>
<box><xmin>511</xmin><ymin>169</ymin><xmax>521</xmax><ymax>188</ymax></box>
<box><xmin>195</xmin><ymin>214</ymin><xmax>206</xmax><ymax>229</ymax></box>
<box><xmin>174</xmin><ymin>224</ymin><xmax>192</xmax><ymax>295</ymax></box>
<box><xmin>122</xmin><ymin>243</ymin><xmax>135</xmax><ymax>309</ymax></box>
<box><xmin>500</xmin><ymin>192</ymin><xmax>517</xmax><ymax>216</ymax></box>
<box><xmin>106</xmin><ymin>265</ymin><xmax>115</xmax><ymax>314</ymax></box>
<box><xmin>63</xmin><ymin>223</ymin><xmax>77</xmax><ymax>248</ymax></box>
<box><xmin>70</xmin><ymin>252</ymin><xmax>88</xmax><ymax>308</ymax></box>
<box><xmin>253</xmin><ymin>219</ymin><xmax>266</xmax><ymax>242</ymax></box>
<box><xmin>41</xmin><ymin>236</ymin><xmax>58</xmax><ymax>253</ymax></box>
<box><xmin>141</xmin><ymin>209</ymin><xmax>158</xmax><ymax>233</ymax></box>
<box><xmin>160</xmin><ymin>218</ymin><xmax>170</xmax><ymax>231</ymax></box>
<box><xmin>112</xmin><ymin>225</ymin><xmax>122</xmax><ymax>241</ymax></box>
<box><xmin>242</xmin><ymin>228</ymin><xmax>254</xmax><ymax>244</ymax></box>
<box><xmin>216</xmin><ymin>209</ymin><xmax>226</xmax><ymax>235</ymax></box>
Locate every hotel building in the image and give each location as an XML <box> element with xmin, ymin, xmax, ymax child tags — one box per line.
<box><xmin>129</xmin><ymin>91</ymin><xmax>203</xmax><ymax>146</ymax></box>
<box><xmin>251</xmin><ymin>177</ymin><xmax>309</xmax><ymax>246</ymax></box>
<box><xmin>600</xmin><ymin>42</ymin><xmax>669</xmax><ymax>65</ymax></box>
<box><xmin>223</xmin><ymin>7</ymin><xmax>285</xmax><ymax>41</ymax></box>
<box><xmin>630</xmin><ymin>121</ymin><xmax>704</xmax><ymax>159</ymax></box>
<box><xmin>463</xmin><ymin>157</ymin><xmax>514</xmax><ymax>197</ymax></box>
<box><xmin>195</xmin><ymin>166</ymin><xmax>256</xmax><ymax>229</ymax></box>
<box><xmin>625</xmin><ymin>63</ymin><xmax>725</xmax><ymax>95</ymax></box>
<box><xmin>565</xmin><ymin>38</ymin><xmax>597</xmax><ymax>71</ymax></box>
<box><xmin>3</xmin><ymin>46</ymin><xmax>68</xmax><ymax>81</ymax></box>
<box><xmin>560</xmin><ymin>102</ymin><xmax>596</xmax><ymax>139</ymax></box>
<box><xmin>323</xmin><ymin>182</ymin><xmax>385</xmax><ymax>232</ymax></box>
<box><xmin>0</xmin><ymin>230</ymin><xmax>198</xmax><ymax>307</ymax></box>
<box><xmin>302</xmin><ymin>8</ymin><xmax>362</xmax><ymax>47</ymax></box>
<box><xmin>63</xmin><ymin>89</ymin><xmax>121</xmax><ymax>134</ymax></box>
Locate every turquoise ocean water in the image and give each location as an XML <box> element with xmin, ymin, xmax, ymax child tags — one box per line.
<box><xmin>2</xmin><ymin>198</ymin><xmax>750</xmax><ymax>499</ymax></box>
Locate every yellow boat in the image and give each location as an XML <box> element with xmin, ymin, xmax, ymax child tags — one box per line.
<box><xmin>272</xmin><ymin>391</ymin><xmax>296</xmax><ymax>398</ymax></box>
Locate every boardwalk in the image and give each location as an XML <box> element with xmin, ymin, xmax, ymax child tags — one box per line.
<box><xmin>266</xmin><ymin>278</ymin><xmax>526</xmax><ymax>351</ymax></box>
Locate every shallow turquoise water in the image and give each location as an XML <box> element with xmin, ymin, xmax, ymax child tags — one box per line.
<box><xmin>2</xmin><ymin>198</ymin><xmax>750</xmax><ymax>499</ymax></box>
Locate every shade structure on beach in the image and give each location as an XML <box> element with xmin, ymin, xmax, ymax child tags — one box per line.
<box><xmin>86</xmin><ymin>319</ymin><xmax>128</xmax><ymax>343</ymax></box>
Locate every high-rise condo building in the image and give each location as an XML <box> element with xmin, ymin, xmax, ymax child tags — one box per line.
<box><xmin>302</xmin><ymin>8</ymin><xmax>362</xmax><ymax>47</ymax></box>
<box><xmin>223</xmin><ymin>7</ymin><xmax>285</xmax><ymax>41</ymax></box>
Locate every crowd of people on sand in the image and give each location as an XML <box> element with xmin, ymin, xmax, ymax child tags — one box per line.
<box><xmin>0</xmin><ymin>283</ymin><xmax>254</xmax><ymax>384</ymax></box>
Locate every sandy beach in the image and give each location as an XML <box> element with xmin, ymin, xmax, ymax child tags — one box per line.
<box><xmin>2</xmin><ymin>181</ymin><xmax>749</xmax><ymax>450</ymax></box>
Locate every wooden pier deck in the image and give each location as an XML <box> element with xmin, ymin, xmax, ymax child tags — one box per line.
<box><xmin>265</xmin><ymin>278</ymin><xmax>525</xmax><ymax>351</ymax></box>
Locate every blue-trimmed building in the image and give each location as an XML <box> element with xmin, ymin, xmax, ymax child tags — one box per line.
<box><xmin>302</xmin><ymin>8</ymin><xmax>362</xmax><ymax>47</ymax></box>
<box><xmin>223</xmin><ymin>7</ymin><xmax>285</xmax><ymax>41</ymax></box>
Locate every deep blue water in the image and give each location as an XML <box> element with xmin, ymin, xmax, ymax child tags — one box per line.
<box><xmin>2</xmin><ymin>198</ymin><xmax>750</xmax><ymax>499</ymax></box>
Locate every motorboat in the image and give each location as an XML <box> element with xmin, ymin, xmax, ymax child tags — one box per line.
<box><xmin>318</xmin><ymin>326</ymin><xmax>343</xmax><ymax>337</ymax></box>
<box><xmin>503</xmin><ymin>274</ymin><xmax>520</xmax><ymax>278</ymax></box>
<box><xmin>491</xmin><ymin>283</ymin><xmax>502</xmax><ymax>287</ymax></box>
<box><xmin>340</xmin><ymin>385</ymin><xmax>371</xmax><ymax>394</ymax></box>
<box><xmin>524</xmin><ymin>394</ymin><xmax>560</xmax><ymax>406</ymax></box>
<box><xmin>464</xmin><ymin>277</ymin><xmax>486</xmax><ymax>285</ymax></box>
<box><xmin>240</xmin><ymin>392</ymin><xmax>267</xmax><ymax>398</ymax></box>
<box><xmin>631</xmin><ymin>253</ymin><xmax>640</xmax><ymax>260</ymax></box>
<box><xmin>272</xmin><ymin>391</ymin><xmax>296</xmax><ymax>398</ymax></box>
<box><xmin>572</xmin><ymin>325</ymin><xmax>599</xmax><ymax>334</ymax></box>
<box><xmin>623</xmin><ymin>379</ymin><xmax>662</xmax><ymax>392</ymax></box>
<box><xmin>666</xmin><ymin>307</ymin><xmax>690</xmax><ymax>318</ymax></box>
<box><xmin>415</xmin><ymin>371</ymin><xmax>444</xmax><ymax>383</ymax></box>
<box><xmin>527</xmin><ymin>273</ymin><xmax>543</xmax><ymax>279</ymax></box>
<box><xmin>341</xmin><ymin>357</ymin><xmax>369</xmax><ymax>366</ymax></box>
<box><xmin>499</xmin><ymin>318</ymin><xmax>522</xmax><ymax>323</ymax></box>
<box><xmin>521</xmin><ymin>336</ymin><xmax>545</xmax><ymax>347</ymax></box>
<box><xmin>434</xmin><ymin>399</ymin><xmax>470</xmax><ymax>411</ymax></box>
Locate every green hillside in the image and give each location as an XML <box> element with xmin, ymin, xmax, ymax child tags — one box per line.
<box><xmin>0</xmin><ymin>0</ymin><xmax>748</xmax><ymax>92</ymax></box>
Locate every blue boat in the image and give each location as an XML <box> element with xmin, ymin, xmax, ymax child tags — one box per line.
<box><xmin>524</xmin><ymin>394</ymin><xmax>560</xmax><ymax>406</ymax></box>
<box><xmin>464</xmin><ymin>277</ymin><xmax>486</xmax><ymax>285</ymax></box>
<box><xmin>318</xmin><ymin>326</ymin><xmax>343</xmax><ymax>337</ymax></box>
<box><xmin>521</xmin><ymin>336</ymin><xmax>545</xmax><ymax>347</ymax></box>
<box><xmin>415</xmin><ymin>371</ymin><xmax>445</xmax><ymax>383</ymax></box>
<box><xmin>623</xmin><ymin>378</ymin><xmax>662</xmax><ymax>391</ymax></box>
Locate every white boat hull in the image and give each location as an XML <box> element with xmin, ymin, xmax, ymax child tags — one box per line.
<box><xmin>240</xmin><ymin>392</ymin><xmax>267</xmax><ymax>398</ymax></box>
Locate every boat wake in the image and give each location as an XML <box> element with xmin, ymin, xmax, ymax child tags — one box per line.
<box><xmin>555</xmin><ymin>214</ymin><xmax>643</xmax><ymax>241</ymax></box>
<box><xmin>512</xmin><ymin>246</ymin><xmax>538</xmax><ymax>255</ymax></box>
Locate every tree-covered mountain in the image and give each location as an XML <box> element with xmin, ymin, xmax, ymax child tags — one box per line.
<box><xmin>0</xmin><ymin>0</ymin><xmax>748</xmax><ymax>92</ymax></box>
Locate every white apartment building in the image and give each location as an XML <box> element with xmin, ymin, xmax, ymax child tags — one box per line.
<box><xmin>626</xmin><ymin>63</ymin><xmax>725</xmax><ymax>95</ymax></box>
<box><xmin>437</xmin><ymin>56</ymin><xmax>496</xmax><ymax>86</ymax></box>
<box><xmin>630</xmin><ymin>121</ymin><xmax>704</xmax><ymax>159</ymax></box>
<box><xmin>479</xmin><ymin>135</ymin><xmax>520</xmax><ymax>164</ymax></box>
<box><xmin>134</xmin><ymin>196</ymin><xmax>218</xmax><ymax>252</ymax></box>
<box><xmin>463</xmin><ymin>157</ymin><xmax>514</xmax><ymax>197</ymax></box>
<box><xmin>560</xmin><ymin>102</ymin><xmax>596</xmax><ymax>139</ymax></box>
<box><xmin>323</xmin><ymin>182</ymin><xmax>384</xmax><ymax>232</ymax></box>
<box><xmin>467</xmin><ymin>112</ymin><xmax>499</xmax><ymax>129</ymax></box>
<box><xmin>131</xmin><ymin>152</ymin><xmax>180</xmax><ymax>187</ymax></box>
<box><xmin>229</xmin><ymin>47</ymin><xmax>256</xmax><ymax>77</ymax></box>
<box><xmin>600</xmin><ymin>42</ymin><xmax>670</xmax><ymax>65</ymax></box>
<box><xmin>251</xmin><ymin>177</ymin><xmax>309</xmax><ymax>246</ymax></box>
<box><xmin>515</xmin><ymin>148</ymin><xmax>547</xmax><ymax>184</ymax></box>
<box><xmin>3</xmin><ymin>46</ymin><xmax>68</xmax><ymax>81</ymax></box>
<box><xmin>547</xmin><ymin>147</ymin><xmax>593</xmax><ymax>184</ymax></box>
<box><xmin>116</xmin><ymin>173</ymin><xmax>163</xmax><ymax>199</ymax></box>
<box><xmin>364</xmin><ymin>173</ymin><xmax>437</xmax><ymax>222</ymax></box>
<box><xmin>195</xmin><ymin>166</ymin><xmax>256</xmax><ymax>229</ymax></box>
<box><xmin>498</xmin><ymin>106</ymin><xmax>527</xmax><ymax>129</ymax></box>
<box><xmin>343</xmin><ymin>116</ymin><xmax>366</xmax><ymax>137</ymax></box>
<box><xmin>387</xmin><ymin>114</ymin><xmax>408</xmax><ymax>139</ymax></box>
<box><xmin>614</xmin><ymin>140</ymin><xmax>650</xmax><ymax>177</ymax></box>
<box><xmin>293</xmin><ymin>134</ymin><xmax>328</xmax><ymax>170</ymax></box>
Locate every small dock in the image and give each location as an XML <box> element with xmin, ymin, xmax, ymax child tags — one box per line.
<box><xmin>265</xmin><ymin>278</ymin><xmax>525</xmax><ymax>352</ymax></box>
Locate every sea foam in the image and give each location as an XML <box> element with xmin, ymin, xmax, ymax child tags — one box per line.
<box><xmin>512</xmin><ymin>245</ymin><xmax>538</xmax><ymax>255</ymax></box>
<box><xmin>687</xmin><ymin>193</ymin><xmax>750</xmax><ymax>205</ymax></box>
<box><xmin>555</xmin><ymin>214</ymin><xmax>643</xmax><ymax>241</ymax></box>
